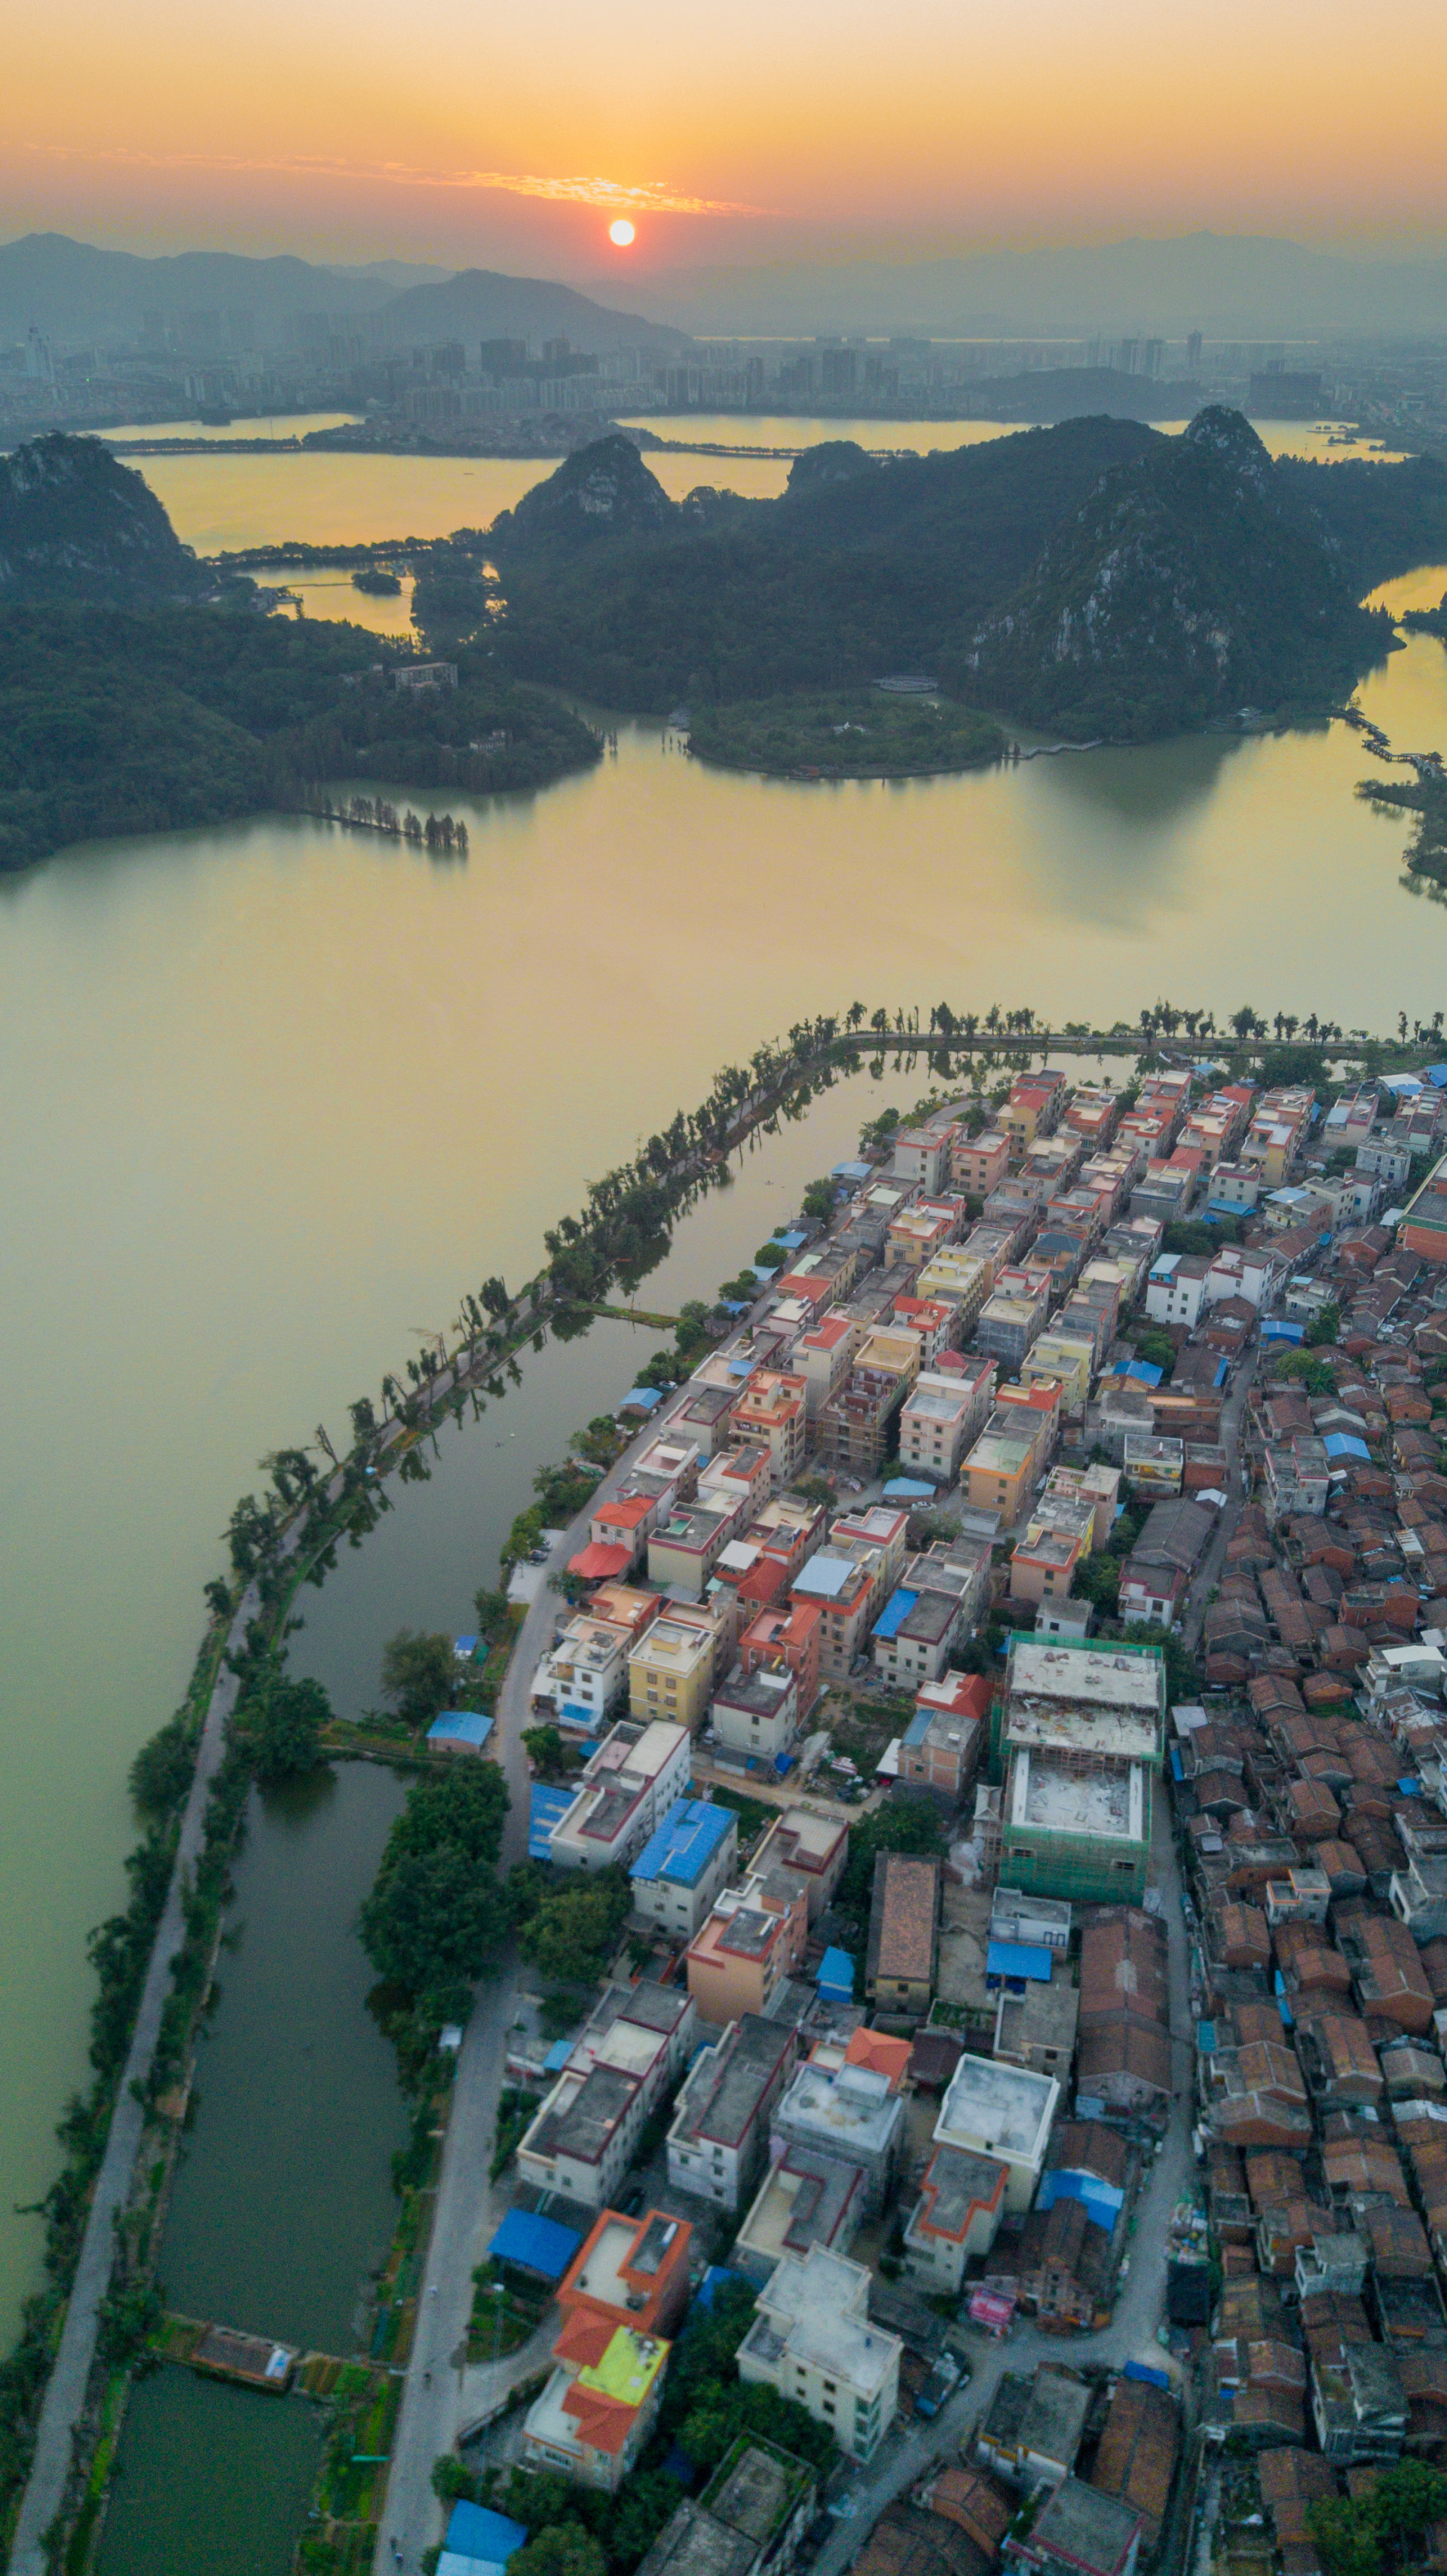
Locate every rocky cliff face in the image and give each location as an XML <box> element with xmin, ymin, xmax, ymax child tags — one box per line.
<box><xmin>0</xmin><ymin>433</ymin><xmax>209</xmax><ymax>603</ymax></box>
<box><xmin>488</xmin><ymin>434</ymin><xmax>676</xmax><ymax>555</ymax></box>
<box><xmin>959</xmin><ymin>406</ymin><xmax>1388</xmax><ymax>738</ymax></box>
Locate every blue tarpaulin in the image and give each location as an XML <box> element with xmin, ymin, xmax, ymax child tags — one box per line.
<box><xmin>987</xmin><ymin>1939</ymin><xmax>1054</xmax><ymax>1985</ymax></box>
<box><xmin>883</xmin><ymin>1478</ymin><xmax>937</xmax><ymax>1501</ymax></box>
<box><xmin>528</xmin><ymin>1783</ymin><xmax>573</xmax><ymax>1862</ymax></box>
<box><xmin>486</xmin><ymin>2210</ymin><xmax>582</xmax><ymax>2283</ymax></box>
<box><xmin>1170</xmin><ymin>1747</ymin><xmax>1184</xmax><ymax>1782</ymax></box>
<box><xmin>818</xmin><ymin>1945</ymin><xmax>855</xmax><ymax>1999</ymax></box>
<box><xmin>1324</xmin><ymin>1432</ymin><xmax>1371</xmax><ymax>1461</ymax></box>
<box><xmin>1427</xmin><ymin>1066</ymin><xmax>1447</xmax><ymax>1089</ymax></box>
<box><xmin>446</xmin><ymin>2505</ymin><xmax>531</xmax><ymax>2571</ymax></box>
<box><xmin>1196</xmin><ymin>2020</ymin><xmax>1216</xmax><ymax>2054</ymax></box>
<box><xmin>873</xmin><ymin>1587</ymin><xmax>919</xmax><ymax>1641</ymax></box>
<box><xmin>1113</xmin><ymin>1357</ymin><xmax>1164</xmax><ymax>1386</ymax></box>
<box><xmin>1036</xmin><ymin>2170</ymin><xmax>1123</xmax><ymax>2229</ymax></box>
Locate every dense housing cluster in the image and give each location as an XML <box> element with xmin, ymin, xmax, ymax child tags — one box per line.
<box><xmin>440</xmin><ymin>1053</ymin><xmax>1447</xmax><ymax>2576</ymax></box>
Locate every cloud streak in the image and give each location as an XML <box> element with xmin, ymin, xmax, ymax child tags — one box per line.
<box><xmin>17</xmin><ymin>141</ymin><xmax>764</xmax><ymax>217</ymax></box>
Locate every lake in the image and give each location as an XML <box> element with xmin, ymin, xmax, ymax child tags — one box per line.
<box><xmin>1</xmin><ymin>431</ymin><xmax>1445</xmax><ymax>2349</ymax></box>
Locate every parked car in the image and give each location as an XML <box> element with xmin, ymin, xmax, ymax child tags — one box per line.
<box><xmin>914</xmin><ymin>2352</ymin><xmax>962</xmax><ymax>2419</ymax></box>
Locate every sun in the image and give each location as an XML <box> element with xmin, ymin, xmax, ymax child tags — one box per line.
<box><xmin>608</xmin><ymin>218</ymin><xmax>636</xmax><ymax>247</ymax></box>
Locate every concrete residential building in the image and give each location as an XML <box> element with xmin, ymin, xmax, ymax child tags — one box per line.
<box><xmin>772</xmin><ymin>2055</ymin><xmax>904</xmax><ymax>2214</ymax></box>
<box><xmin>532</xmin><ymin>1612</ymin><xmax>642</xmax><ymax>1731</ymax></box>
<box><xmin>818</xmin><ymin>1362</ymin><xmax>915</xmax><ymax>1479</ymax></box>
<box><xmin>867</xmin><ymin>1852</ymin><xmax>941</xmax><ymax>2022</ymax></box>
<box><xmin>735</xmin><ymin>2144</ymin><xmax>867</xmax><ymax>2282</ymax></box>
<box><xmin>977</xmin><ymin>2369</ymin><xmax>1091</xmax><ymax>2494</ymax></box>
<box><xmin>890</xmin><ymin>1294</ymin><xmax>962</xmax><ymax>1371</ymax></box>
<box><xmin>898</xmin><ymin>1371</ymin><xmax>991</xmax><ymax>1487</ymax></box>
<box><xmin>522</xmin><ymin>2317</ymin><xmax>670</xmax><ymax>2490</ymax></box>
<box><xmin>952</xmin><ymin>1131</ymin><xmax>1011</xmax><ymax>1196</ymax></box>
<box><xmin>792</xmin><ymin>1314</ymin><xmax>861</xmax><ymax>1420</ymax></box>
<box><xmin>687</xmin><ymin>1874</ymin><xmax>809</xmax><ymax>2024</ymax></box>
<box><xmin>558</xmin><ymin>2205</ymin><xmax>693</xmax><ymax>2342</ymax></box>
<box><xmin>731</xmin><ymin>1373</ymin><xmax>809</xmax><ymax>1490</ymax></box>
<box><xmin>637</xmin><ymin>2440</ymin><xmax>818</xmax><ymax>2576</ymax></box>
<box><xmin>974</xmin><ymin>1292</ymin><xmax>1046</xmax><ymax>1369</ymax></box>
<box><xmin>935</xmin><ymin>2052</ymin><xmax>1060</xmax><ymax>2213</ymax></box>
<box><xmin>629</xmin><ymin>1797</ymin><xmax>739</xmax><ymax>1939</ymax></box>
<box><xmin>870</xmin><ymin>1574</ymin><xmax>966</xmax><ymax>1689</ymax></box>
<box><xmin>1021</xmin><ymin>1334</ymin><xmax>1096</xmax><ymax>1419</ymax></box>
<box><xmin>629</xmin><ymin>1619</ymin><xmax>717</xmax><ymax>1734</ymax></box>
<box><xmin>1146</xmin><ymin>1253</ymin><xmax>1212</xmax><ymax>1330</ymax></box>
<box><xmin>517</xmin><ymin>1983</ymin><xmax>698</xmax><ymax>2207</ymax></box>
<box><xmin>737</xmin><ymin>2246</ymin><xmax>902</xmax><ymax>2460</ymax></box>
<box><xmin>898</xmin><ymin>1671</ymin><xmax>991</xmax><ymax>1803</ymax></box>
<box><xmin>647</xmin><ymin>1504</ymin><xmax>744</xmax><ymax>1602</ymax></box>
<box><xmin>1005</xmin><ymin>2478</ymin><xmax>1143</xmax><ymax>2576</ymax></box>
<box><xmin>832</xmin><ymin>1505</ymin><xmax>910</xmax><ymax>1591</ymax></box>
<box><xmin>916</xmin><ymin>1250</ymin><xmax>993</xmax><ymax>1333</ymax></box>
<box><xmin>739</xmin><ymin>1601</ymin><xmax>823</xmax><ymax>1718</ymax></box>
<box><xmin>549</xmin><ymin>1720</ymin><xmax>694</xmax><ymax>1872</ymax></box>
<box><xmin>666</xmin><ymin>2012</ymin><xmax>799</xmax><ymax>2211</ymax></box>
<box><xmin>712</xmin><ymin>1662</ymin><xmax>800</xmax><ymax>1765</ymax></box>
<box><xmin>790</xmin><ymin>1549</ymin><xmax>881</xmax><ymax>1684</ymax></box>
<box><xmin>749</xmin><ymin>1807</ymin><xmax>850</xmax><ymax>1922</ymax></box>
<box><xmin>963</xmin><ymin>1416</ymin><xmax>1039</xmax><ymax>1524</ymax></box>
<box><xmin>903</xmin><ymin>2144</ymin><xmax>1009</xmax><ymax>2292</ymax></box>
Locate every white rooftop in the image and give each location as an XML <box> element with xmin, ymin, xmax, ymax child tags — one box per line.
<box><xmin>745</xmin><ymin>2246</ymin><xmax>897</xmax><ymax>2394</ymax></box>
<box><xmin>935</xmin><ymin>2053</ymin><xmax>1059</xmax><ymax>2168</ymax></box>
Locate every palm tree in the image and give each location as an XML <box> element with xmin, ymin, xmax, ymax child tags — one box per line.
<box><xmin>846</xmin><ymin>1000</ymin><xmax>866</xmax><ymax>1030</ymax></box>
<box><xmin>985</xmin><ymin>1004</ymin><xmax>1001</xmax><ymax>1034</ymax></box>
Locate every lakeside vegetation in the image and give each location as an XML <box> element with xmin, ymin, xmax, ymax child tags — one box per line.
<box><xmin>1357</xmin><ymin>769</ymin><xmax>1447</xmax><ymax>880</ymax></box>
<box><xmin>688</xmin><ymin>689</ymin><xmax>1005</xmax><ymax>778</ymax></box>
<box><xmin>0</xmin><ymin>604</ymin><xmax>600</xmax><ymax>872</ymax></box>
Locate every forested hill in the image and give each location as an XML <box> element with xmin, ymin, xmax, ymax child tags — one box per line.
<box><xmin>489</xmin><ymin>414</ymin><xmax>1447</xmax><ymax>732</ymax></box>
<box><xmin>490</xmin><ymin>416</ymin><xmax>1161</xmax><ymax>710</ymax></box>
<box><xmin>959</xmin><ymin>408</ymin><xmax>1394</xmax><ymax>738</ymax></box>
<box><xmin>0</xmin><ymin>432</ymin><xmax>211</xmax><ymax>604</ymax></box>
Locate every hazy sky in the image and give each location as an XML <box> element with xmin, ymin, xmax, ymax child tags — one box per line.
<box><xmin>7</xmin><ymin>0</ymin><xmax>1447</xmax><ymax>274</ymax></box>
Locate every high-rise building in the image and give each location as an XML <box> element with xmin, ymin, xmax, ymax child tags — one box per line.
<box><xmin>1186</xmin><ymin>331</ymin><xmax>1204</xmax><ymax>372</ymax></box>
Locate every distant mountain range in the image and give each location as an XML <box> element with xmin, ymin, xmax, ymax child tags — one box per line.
<box><xmin>0</xmin><ymin>233</ymin><xmax>684</xmax><ymax>354</ymax></box>
<box><xmin>595</xmin><ymin>231</ymin><xmax>1447</xmax><ymax>340</ymax></box>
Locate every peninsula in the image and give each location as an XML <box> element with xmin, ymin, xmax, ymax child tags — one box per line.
<box><xmin>17</xmin><ymin>1010</ymin><xmax>1447</xmax><ymax>2576</ymax></box>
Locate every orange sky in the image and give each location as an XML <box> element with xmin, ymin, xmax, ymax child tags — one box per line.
<box><xmin>5</xmin><ymin>0</ymin><xmax>1447</xmax><ymax>271</ymax></box>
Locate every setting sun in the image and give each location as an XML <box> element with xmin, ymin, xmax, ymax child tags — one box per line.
<box><xmin>608</xmin><ymin>216</ymin><xmax>635</xmax><ymax>246</ymax></box>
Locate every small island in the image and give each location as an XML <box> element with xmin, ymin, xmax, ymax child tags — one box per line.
<box><xmin>687</xmin><ymin>689</ymin><xmax>1005</xmax><ymax>779</ymax></box>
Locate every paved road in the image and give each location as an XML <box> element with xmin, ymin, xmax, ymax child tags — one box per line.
<box><xmin>375</xmin><ymin>1362</ymin><xmax>736</xmax><ymax>2571</ymax></box>
<box><xmin>9</xmin><ymin>1581</ymin><xmax>262</xmax><ymax>2576</ymax></box>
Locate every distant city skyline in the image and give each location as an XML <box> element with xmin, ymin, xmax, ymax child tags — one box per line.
<box><xmin>7</xmin><ymin>0</ymin><xmax>1447</xmax><ymax>277</ymax></box>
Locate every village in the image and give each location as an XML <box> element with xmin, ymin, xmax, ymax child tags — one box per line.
<box><xmin>405</xmin><ymin>1048</ymin><xmax>1447</xmax><ymax>2576</ymax></box>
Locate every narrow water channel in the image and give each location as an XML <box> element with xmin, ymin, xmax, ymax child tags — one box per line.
<box><xmin>90</xmin><ymin>1074</ymin><xmax>897</xmax><ymax>2568</ymax></box>
<box><xmin>96</xmin><ymin>1765</ymin><xmax>410</xmax><ymax>2576</ymax></box>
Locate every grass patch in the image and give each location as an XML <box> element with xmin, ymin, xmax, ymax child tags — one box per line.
<box><xmin>689</xmin><ymin>690</ymin><xmax>1005</xmax><ymax>780</ymax></box>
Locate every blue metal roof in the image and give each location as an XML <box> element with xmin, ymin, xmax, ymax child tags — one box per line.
<box><xmin>485</xmin><ymin>2209</ymin><xmax>582</xmax><ymax>2281</ymax></box>
<box><xmin>987</xmin><ymin>1939</ymin><xmax>1054</xmax><ymax>1982</ymax></box>
<box><xmin>818</xmin><ymin>1945</ymin><xmax>855</xmax><ymax>1997</ymax></box>
<box><xmin>543</xmin><ymin>2040</ymin><xmax>572</xmax><ymax>2071</ymax></box>
<box><xmin>833</xmin><ymin>1160</ymin><xmax>871</xmax><ymax>1179</ymax></box>
<box><xmin>776</xmin><ymin>1229</ymin><xmax>809</xmax><ymax>1248</ymax></box>
<box><xmin>873</xmin><ymin>1586</ymin><xmax>919</xmax><ymax>1641</ymax></box>
<box><xmin>1324</xmin><ymin>1432</ymin><xmax>1371</xmax><ymax>1460</ymax></box>
<box><xmin>1262</xmin><ymin>1320</ymin><xmax>1305</xmax><ymax>1343</ymax></box>
<box><xmin>1118</xmin><ymin>1358</ymin><xmax>1164</xmax><ymax>1386</ymax></box>
<box><xmin>447</xmin><ymin>2504</ymin><xmax>531</xmax><ymax>2568</ymax></box>
<box><xmin>883</xmin><ymin>1477</ymin><xmax>936</xmax><ymax>1500</ymax></box>
<box><xmin>630</xmin><ymin>1796</ymin><xmax>733</xmax><ymax>1889</ymax></box>
<box><xmin>427</xmin><ymin>1710</ymin><xmax>494</xmax><ymax>1748</ymax></box>
<box><xmin>620</xmin><ymin>1384</ymin><xmax>665</xmax><ymax>1411</ymax></box>
<box><xmin>528</xmin><ymin>1782</ymin><xmax>574</xmax><ymax>1861</ymax></box>
<box><xmin>1196</xmin><ymin>2019</ymin><xmax>1216</xmax><ymax>2053</ymax></box>
<box><xmin>454</xmin><ymin>1633</ymin><xmax>480</xmax><ymax>1657</ymax></box>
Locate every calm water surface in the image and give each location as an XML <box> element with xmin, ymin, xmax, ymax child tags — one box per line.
<box><xmin>2</xmin><ymin>436</ymin><xmax>1447</xmax><ymax>2346</ymax></box>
